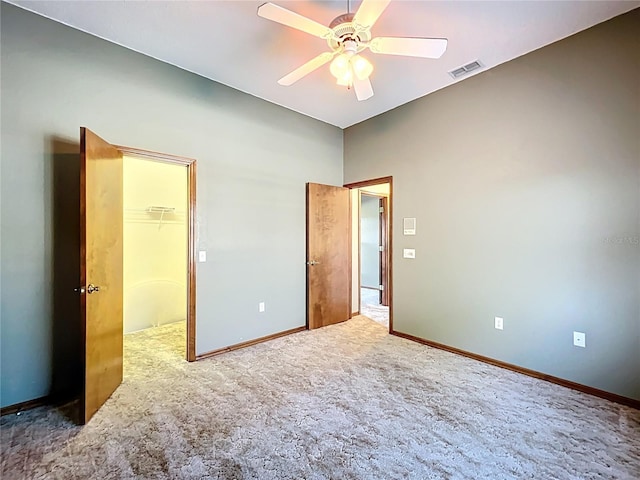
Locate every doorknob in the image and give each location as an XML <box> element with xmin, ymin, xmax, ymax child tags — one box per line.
<box><xmin>306</xmin><ymin>260</ymin><xmax>320</xmax><ymax>266</ymax></box>
<box><xmin>87</xmin><ymin>284</ymin><xmax>100</xmax><ymax>294</ymax></box>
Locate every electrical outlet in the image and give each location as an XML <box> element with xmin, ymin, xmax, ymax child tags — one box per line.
<box><xmin>259</xmin><ymin>302</ymin><xmax>265</xmax><ymax>313</ymax></box>
<box><xmin>403</xmin><ymin>249</ymin><xmax>416</xmax><ymax>259</ymax></box>
<box><xmin>573</xmin><ymin>331</ymin><xmax>586</xmax><ymax>348</ymax></box>
<box><xmin>198</xmin><ymin>251</ymin><xmax>207</xmax><ymax>262</ymax></box>
<box><xmin>494</xmin><ymin>317</ymin><xmax>503</xmax><ymax>330</ymax></box>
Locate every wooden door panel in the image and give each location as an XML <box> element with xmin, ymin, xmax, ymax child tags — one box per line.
<box><xmin>80</xmin><ymin>127</ymin><xmax>123</xmax><ymax>424</ymax></box>
<box><xmin>306</xmin><ymin>183</ymin><xmax>351</xmax><ymax>329</ymax></box>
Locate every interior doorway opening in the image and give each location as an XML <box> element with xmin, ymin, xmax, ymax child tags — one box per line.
<box><xmin>122</xmin><ymin>156</ymin><xmax>188</xmax><ymax>365</ymax></box>
<box><xmin>345</xmin><ymin>177</ymin><xmax>392</xmax><ymax>331</ymax></box>
<box><xmin>116</xmin><ymin>144</ymin><xmax>197</xmax><ymax>365</ymax></box>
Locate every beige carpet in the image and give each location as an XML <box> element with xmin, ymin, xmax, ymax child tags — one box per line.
<box><xmin>1</xmin><ymin>316</ymin><xmax>639</xmax><ymax>479</ymax></box>
<box><xmin>360</xmin><ymin>288</ymin><xmax>389</xmax><ymax>328</ymax></box>
<box><xmin>360</xmin><ymin>303</ymin><xmax>389</xmax><ymax>328</ymax></box>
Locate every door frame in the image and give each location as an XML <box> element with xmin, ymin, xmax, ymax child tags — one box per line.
<box><xmin>344</xmin><ymin>176</ymin><xmax>393</xmax><ymax>333</ymax></box>
<box><xmin>116</xmin><ymin>145</ymin><xmax>197</xmax><ymax>362</ymax></box>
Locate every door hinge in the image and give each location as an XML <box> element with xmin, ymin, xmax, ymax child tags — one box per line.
<box><xmin>379</xmin><ymin>284</ymin><xmax>384</xmax><ymax>291</ymax></box>
<box><xmin>379</xmin><ymin>245</ymin><xmax>384</xmax><ymax>252</ymax></box>
<box><xmin>379</xmin><ymin>206</ymin><xmax>384</xmax><ymax>213</ymax></box>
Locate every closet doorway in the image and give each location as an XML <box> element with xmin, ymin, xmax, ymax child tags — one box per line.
<box><xmin>78</xmin><ymin>128</ymin><xmax>197</xmax><ymax>423</ymax></box>
<box><xmin>118</xmin><ymin>146</ymin><xmax>196</xmax><ymax>365</ymax></box>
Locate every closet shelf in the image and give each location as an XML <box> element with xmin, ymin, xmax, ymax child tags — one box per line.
<box><xmin>124</xmin><ymin>206</ymin><xmax>186</xmax><ymax>226</ymax></box>
<box><xmin>146</xmin><ymin>206</ymin><xmax>175</xmax><ymax>214</ymax></box>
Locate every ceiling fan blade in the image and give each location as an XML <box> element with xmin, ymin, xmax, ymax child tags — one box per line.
<box><xmin>369</xmin><ymin>37</ymin><xmax>448</xmax><ymax>58</ymax></box>
<box><xmin>258</xmin><ymin>3</ymin><xmax>334</xmax><ymax>39</ymax></box>
<box><xmin>353</xmin><ymin>76</ymin><xmax>374</xmax><ymax>101</ymax></box>
<box><xmin>278</xmin><ymin>52</ymin><xmax>336</xmax><ymax>86</ymax></box>
<box><xmin>352</xmin><ymin>0</ymin><xmax>391</xmax><ymax>31</ymax></box>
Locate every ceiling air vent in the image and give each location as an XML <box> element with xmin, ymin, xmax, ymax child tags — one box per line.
<box><xmin>449</xmin><ymin>60</ymin><xmax>483</xmax><ymax>79</ymax></box>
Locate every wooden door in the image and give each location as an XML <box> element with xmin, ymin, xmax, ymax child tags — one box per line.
<box><xmin>379</xmin><ymin>196</ymin><xmax>389</xmax><ymax>306</ymax></box>
<box><xmin>80</xmin><ymin>127</ymin><xmax>124</xmax><ymax>424</ymax></box>
<box><xmin>306</xmin><ymin>183</ymin><xmax>351</xmax><ymax>329</ymax></box>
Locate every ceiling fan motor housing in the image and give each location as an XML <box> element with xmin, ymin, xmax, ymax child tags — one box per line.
<box><xmin>327</xmin><ymin>13</ymin><xmax>370</xmax><ymax>53</ymax></box>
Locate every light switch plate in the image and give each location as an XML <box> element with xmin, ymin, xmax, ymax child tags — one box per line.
<box><xmin>198</xmin><ymin>251</ymin><xmax>207</xmax><ymax>262</ymax></box>
<box><xmin>495</xmin><ymin>317</ymin><xmax>504</xmax><ymax>330</ymax></box>
<box><xmin>573</xmin><ymin>331</ymin><xmax>586</xmax><ymax>348</ymax></box>
<box><xmin>259</xmin><ymin>302</ymin><xmax>265</xmax><ymax>313</ymax></box>
<box><xmin>403</xmin><ymin>248</ymin><xmax>416</xmax><ymax>259</ymax></box>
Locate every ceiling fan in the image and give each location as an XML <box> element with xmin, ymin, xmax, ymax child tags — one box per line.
<box><xmin>257</xmin><ymin>0</ymin><xmax>447</xmax><ymax>101</ymax></box>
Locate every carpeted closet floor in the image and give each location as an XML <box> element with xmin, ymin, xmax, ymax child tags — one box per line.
<box><xmin>1</xmin><ymin>316</ymin><xmax>639</xmax><ymax>479</ymax></box>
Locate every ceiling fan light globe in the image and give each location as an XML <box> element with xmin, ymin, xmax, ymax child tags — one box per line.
<box><xmin>351</xmin><ymin>55</ymin><xmax>373</xmax><ymax>80</ymax></box>
<box><xmin>336</xmin><ymin>67</ymin><xmax>353</xmax><ymax>87</ymax></box>
<box><xmin>330</xmin><ymin>53</ymin><xmax>350</xmax><ymax>79</ymax></box>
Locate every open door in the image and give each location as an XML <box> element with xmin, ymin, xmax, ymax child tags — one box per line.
<box><xmin>79</xmin><ymin>127</ymin><xmax>124</xmax><ymax>424</ymax></box>
<box><xmin>306</xmin><ymin>183</ymin><xmax>351</xmax><ymax>329</ymax></box>
<box><xmin>379</xmin><ymin>196</ymin><xmax>389</xmax><ymax>306</ymax></box>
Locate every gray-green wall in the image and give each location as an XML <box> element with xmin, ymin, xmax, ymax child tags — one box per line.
<box><xmin>345</xmin><ymin>9</ymin><xmax>640</xmax><ymax>400</ymax></box>
<box><xmin>0</xmin><ymin>3</ymin><xmax>343</xmax><ymax>408</ymax></box>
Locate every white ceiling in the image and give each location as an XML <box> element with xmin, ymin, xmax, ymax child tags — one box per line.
<box><xmin>8</xmin><ymin>0</ymin><xmax>639</xmax><ymax>128</ymax></box>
